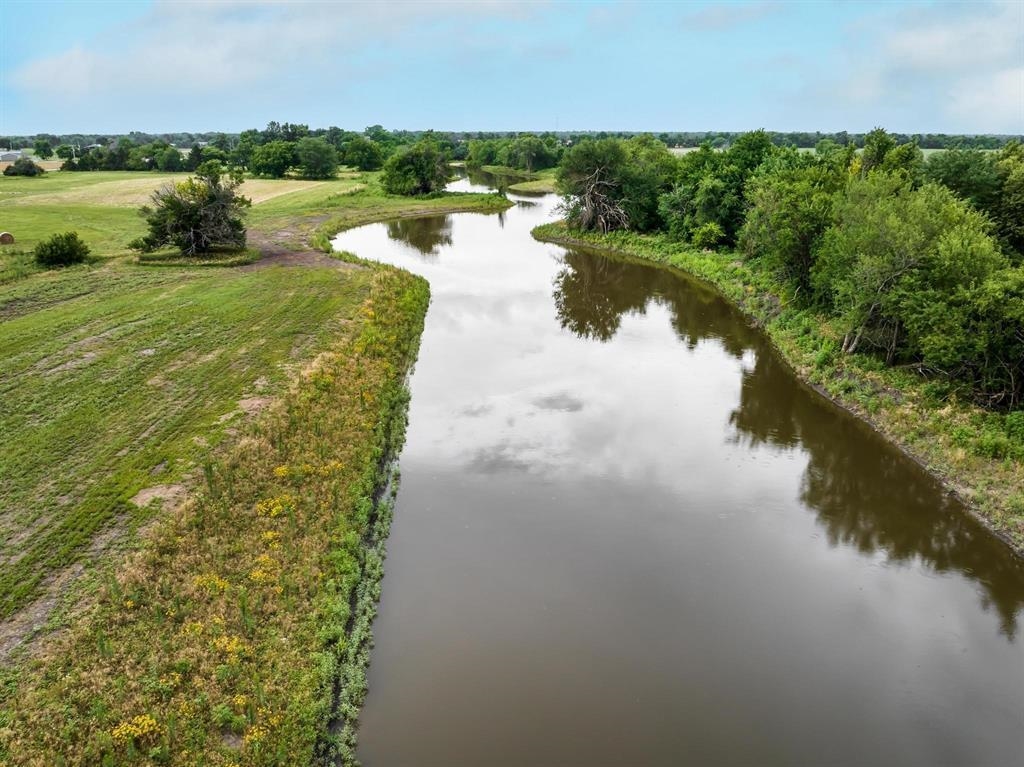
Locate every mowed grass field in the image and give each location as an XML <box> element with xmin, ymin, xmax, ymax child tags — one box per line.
<box><xmin>0</xmin><ymin>171</ymin><xmax>366</xmax><ymax>280</ymax></box>
<box><xmin>0</xmin><ymin>258</ymin><xmax>371</xmax><ymax>622</ymax></box>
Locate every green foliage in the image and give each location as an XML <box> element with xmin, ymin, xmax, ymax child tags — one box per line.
<box><xmin>924</xmin><ymin>148</ymin><xmax>1001</xmax><ymax>211</ymax></box>
<box><xmin>155</xmin><ymin>146</ymin><xmax>183</xmax><ymax>172</ymax></box>
<box><xmin>341</xmin><ymin>136</ymin><xmax>383</xmax><ymax>171</ymax></box>
<box><xmin>32</xmin><ymin>140</ymin><xmax>53</xmax><ymax>159</ymax></box>
<box><xmin>132</xmin><ymin>162</ymin><xmax>251</xmax><ymax>256</ymax></box>
<box><xmin>250</xmin><ymin>141</ymin><xmax>296</xmax><ymax>178</ymax></box>
<box><xmin>556</xmin><ymin>138</ymin><xmax>631</xmax><ymax>232</ymax></box>
<box><xmin>995</xmin><ymin>143</ymin><xmax>1024</xmax><ymax>258</ymax></box>
<box><xmin>467</xmin><ymin>135</ymin><xmax>561</xmax><ymax>173</ymax></box>
<box><xmin>861</xmin><ymin>127</ymin><xmax>897</xmax><ymax>174</ymax></box>
<box><xmin>657</xmin><ymin>131</ymin><xmax>776</xmax><ymax>246</ymax></box>
<box><xmin>740</xmin><ymin>157</ymin><xmax>843</xmax><ymax>295</ymax></box>
<box><xmin>295</xmin><ymin>137</ymin><xmax>339</xmax><ymax>180</ymax></box>
<box><xmin>691</xmin><ymin>222</ymin><xmax>725</xmax><ymax>249</ymax></box>
<box><xmin>3</xmin><ymin>157</ymin><xmax>45</xmax><ymax>177</ymax></box>
<box><xmin>380</xmin><ymin>140</ymin><xmax>449</xmax><ymax>196</ymax></box>
<box><xmin>556</xmin><ymin>136</ymin><xmax>675</xmax><ymax>233</ymax></box>
<box><xmin>813</xmin><ymin>178</ymin><xmax>1008</xmax><ymax>365</ymax></box>
<box><xmin>33</xmin><ymin>231</ymin><xmax>90</xmax><ymax>267</ymax></box>
<box><xmin>184</xmin><ymin>144</ymin><xmax>203</xmax><ymax>172</ymax></box>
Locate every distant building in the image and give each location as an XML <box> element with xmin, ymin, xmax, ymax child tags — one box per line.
<box><xmin>0</xmin><ymin>150</ymin><xmax>24</xmax><ymax>162</ymax></box>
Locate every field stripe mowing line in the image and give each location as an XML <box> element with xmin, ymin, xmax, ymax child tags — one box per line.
<box><xmin>0</xmin><ymin>260</ymin><xmax>373</xmax><ymax>629</ymax></box>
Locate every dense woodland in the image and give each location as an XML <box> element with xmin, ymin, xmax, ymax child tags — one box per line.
<box><xmin>554</xmin><ymin>129</ymin><xmax>1024</xmax><ymax>414</ymax></box>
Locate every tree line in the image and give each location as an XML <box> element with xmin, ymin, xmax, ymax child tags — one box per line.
<box><xmin>6</xmin><ymin>129</ymin><xmax>1020</xmax><ymax>155</ymax></box>
<box><xmin>556</xmin><ymin>129</ymin><xmax>1024</xmax><ymax>411</ymax></box>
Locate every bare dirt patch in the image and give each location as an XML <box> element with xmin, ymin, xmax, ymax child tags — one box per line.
<box><xmin>131</xmin><ymin>483</ymin><xmax>186</xmax><ymax>510</ymax></box>
<box><xmin>0</xmin><ymin>563</ymin><xmax>84</xmax><ymax>664</ymax></box>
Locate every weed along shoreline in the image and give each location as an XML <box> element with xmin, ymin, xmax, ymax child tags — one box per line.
<box><xmin>532</xmin><ymin>221</ymin><xmax>1024</xmax><ymax>557</ymax></box>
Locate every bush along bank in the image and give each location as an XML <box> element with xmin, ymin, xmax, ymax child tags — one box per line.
<box><xmin>0</xmin><ymin>266</ymin><xmax>428</xmax><ymax>766</ymax></box>
<box><xmin>532</xmin><ymin>221</ymin><xmax>1024</xmax><ymax>553</ymax></box>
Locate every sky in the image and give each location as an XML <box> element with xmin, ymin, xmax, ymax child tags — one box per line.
<box><xmin>1</xmin><ymin>0</ymin><xmax>1022</xmax><ymax>136</ymax></box>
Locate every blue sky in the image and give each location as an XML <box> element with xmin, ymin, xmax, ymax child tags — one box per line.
<box><xmin>2</xmin><ymin>1</ymin><xmax>1021</xmax><ymax>135</ymax></box>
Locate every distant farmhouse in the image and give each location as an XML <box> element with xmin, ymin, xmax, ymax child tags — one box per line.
<box><xmin>0</xmin><ymin>149</ymin><xmax>25</xmax><ymax>162</ymax></box>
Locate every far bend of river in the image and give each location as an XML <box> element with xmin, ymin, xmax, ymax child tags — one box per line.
<box><xmin>333</xmin><ymin>171</ymin><xmax>1024</xmax><ymax>766</ymax></box>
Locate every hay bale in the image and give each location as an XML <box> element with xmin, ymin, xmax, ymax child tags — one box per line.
<box><xmin>0</xmin><ymin>232</ymin><xmax>14</xmax><ymax>245</ymax></box>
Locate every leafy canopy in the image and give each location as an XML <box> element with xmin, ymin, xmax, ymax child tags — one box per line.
<box><xmin>131</xmin><ymin>162</ymin><xmax>251</xmax><ymax>256</ymax></box>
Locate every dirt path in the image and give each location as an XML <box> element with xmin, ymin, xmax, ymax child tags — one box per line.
<box><xmin>245</xmin><ymin>223</ymin><xmax>359</xmax><ymax>271</ymax></box>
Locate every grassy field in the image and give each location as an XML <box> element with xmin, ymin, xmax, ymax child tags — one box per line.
<box><xmin>533</xmin><ymin>222</ymin><xmax>1024</xmax><ymax>553</ymax></box>
<box><xmin>0</xmin><ymin>259</ymin><xmax>371</xmax><ymax>624</ymax></box>
<box><xmin>0</xmin><ymin>169</ymin><xmax>509</xmax><ymax>283</ymax></box>
<box><xmin>0</xmin><ymin>168</ymin><xmax>507</xmax><ymax>764</ymax></box>
<box><xmin>508</xmin><ymin>168</ymin><xmax>558</xmax><ymax>194</ymax></box>
<box><xmin>0</xmin><ymin>265</ymin><xmax>428</xmax><ymax>766</ymax></box>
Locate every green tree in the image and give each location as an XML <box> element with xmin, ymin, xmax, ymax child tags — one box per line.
<box><xmin>556</xmin><ymin>138</ymin><xmax>631</xmax><ymax>232</ymax></box>
<box><xmin>185</xmin><ymin>144</ymin><xmax>203</xmax><ymax>171</ymax></box>
<box><xmin>54</xmin><ymin>144</ymin><xmax>75</xmax><ymax>160</ymax></box>
<box><xmin>924</xmin><ymin>147</ymin><xmax>1001</xmax><ymax>211</ymax></box>
<box><xmin>813</xmin><ymin>177</ymin><xmax>1007</xmax><ymax>361</ymax></box>
<box><xmin>250</xmin><ymin>141</ymin><xmax>296</xmax><ymax>178</ymax></box>
<box><xmin>740</xmin><ymin>159</ymin><xmax>843</xmax><ymax>296</ymax></box>
<box><xmin>380</xmin><ymin>140</ymin><xmax>450</xmax><ymax>195</ymax></box>
<box><xmin>156</xmin><ymin>146</ymin><xmax>184</xmax><ymax>172</ymax></box>
<box><xmin>342</xmin><ymin>135</ymin><xmax>383</xmax><ymax>170</ymax></box>
<box><xmin>295</xmin><ymin>137</ymin><xmax>338</xmax><ymax>179</ymax></box>
<box><xmin>994</xmin><ymin>142</ymin><xmax>1024</xmax><ymax>258</ymax></box>
<box><xmin>860</xmin><ymin>127</ymin><xmax>896</xmax><ymax>174</ymax></box>
<box><xmin>132</xmin><ymin>162</ymin><xmax>251</xmax><ymax>255</ymax></box>
<box><xmin>231</xmin><ymin>131</ymin><xmax>260</xmax><ymax>170</ymax></box>
<box><xmin>32</xmin><ymin>140</ymin><xmax>53</xmax><ymax>159</ymax></box>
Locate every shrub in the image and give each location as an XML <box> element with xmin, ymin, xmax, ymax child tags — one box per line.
<box><xmin>3</xmin><ymin>157</ymin><xmax>45</xmax><ymax>177</ymax></box>
<box><xmin>381</xmin><ymin>140</ymin><xmax>449</xmax><ymax>196</ymax></box>
<box><xmin>691</xmin><ymin>222</ymin><xmax>726</xmax><ymax>250</ymax></box>
<box><xmin>132</xmin><ymin>162</ymin><xmax>250</xmax><ymax>256</ymax></box>
<box><xmin>34</xmin><ymin>232</ymin><xmax>90</xmax><ymax>267</ymax></box>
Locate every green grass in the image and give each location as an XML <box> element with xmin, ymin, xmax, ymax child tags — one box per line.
<box><xmin>0</xmin><ymin>266</ymin><xmax>429</xmax><ymax>766</ymax></box>
<box><xmin>255</xmin><ymin>171</ymin><xmax>510</xmax><ymax>231</ymax></box>
<box><xmin>0</xmin><ymin>260</ymin><xmax>374</xmax><ymax>622</ymax></box>
<box><xmin>508</xmin><ymin>168</ymin><xmax>558</xmax><ymax>194</ymax></box>
<box><xmin>533</xmin><ymin>221</ymin><xmax>1024</xmax><ymax>551</ymax></box>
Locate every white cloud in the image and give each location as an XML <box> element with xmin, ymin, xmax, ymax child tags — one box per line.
<box><xmin>801</xmin><ymin>0</ymin><xmax>1024</xmax><ymax>132</ymax></box>
<box><xmin>949</xmin><ymin>67</ymin><xmax>1024</xmax><ymax>131</ymax></box>
<box><xmin>881</xmin><ymin>3</ymin><xmax>1020</xmax><ymax>73</ymax></box>
<box><xmin>11</xmin><ymin>0</ymin><xmax>542</xmax><ymax>101</ymax></box>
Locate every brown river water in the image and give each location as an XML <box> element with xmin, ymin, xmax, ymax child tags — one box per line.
<box><xmin>332</xmin><ymin>171</ymin><xmax>1024</xmax><ymax>766</ymax></box>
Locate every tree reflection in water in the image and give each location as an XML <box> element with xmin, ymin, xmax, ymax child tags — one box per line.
<box><xmin>552</xmin><ymin>245</ymin><xmax>1024</xmax><ymax>637</ymax></box>
<box><xmin>386</xmin><ymin>216</ymin><xmax>453</xmax><ymax>258</ymax></box>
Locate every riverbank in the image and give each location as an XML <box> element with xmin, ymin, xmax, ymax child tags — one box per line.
<box><xmin>0</xmin><ymin>168</ymin><xmax>508</xmax><ymax>764</ymax></box>
<box><xmin>470</xmin><ymin>165</ymin><xmax>558</xmax><ymax>194</ymax></box>
<box><xmin>0</xmin><ymin>264</ymin><xmax>429</xmax><ymax>765</ymax></box>
<box><xmin>532</xmin><ymin>221</ymin><xmax>1024</xmax><ymax>555</ymax></box>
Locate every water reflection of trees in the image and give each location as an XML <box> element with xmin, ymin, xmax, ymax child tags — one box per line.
<box><xmin>386</xmin><ymin>216</ymin><xmax>453</xmax><ymax>257</ymax></box>
<box><xmin>730</xmin><ymin>346</ymin><xmax>1024</xmax><ymax>637</ymax></box>
<box><xmin>552</xmin><ymin>248</ymin><xmax>754</xmax><ymax>358</ymax></box>
<box><xmin>552</xmin><ymin>245</ymin><xmax>1024</xmax><ymax>638</ymax></box>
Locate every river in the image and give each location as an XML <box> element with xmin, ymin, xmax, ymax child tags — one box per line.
<box><xmin>332</xmin><ymin>171</ymin><xmax>1024</xmax><ymax>766</ymax></box>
